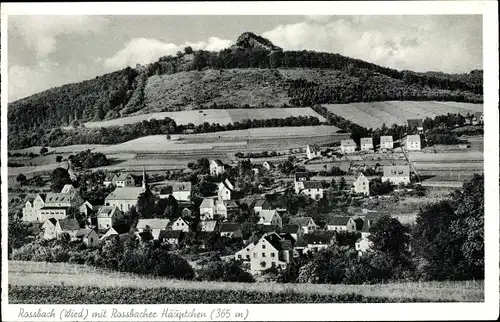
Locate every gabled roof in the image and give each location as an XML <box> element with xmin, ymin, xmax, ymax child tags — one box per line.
<box><xmin>307</xmin><ymin>144</ymin><xmax>320</xmax><ymax>152</ymax></box>
<box><xmin>40</xmin><ymin>206</ymin><xmax>70</xmax><ymax>210</ymax></box>
<box><xmin>281</xmin><ymin>224</ymin><xmax>300</xmax><ymax>234</ymax></box>
<box><xmin>221</xmin><ymin>179</ymin><xmax>235</xmax><ymax>191</ymax></box>
<box><xmin>110</xmin><ymin>223</ymin><xmax>131</xmax><ymax>235</ymax></box>
<box><xmin>352</xmin><ymin>217</ymin><xmax>365</xmax><ymax>230</ymax></box>
<box><xmin>473</xmin><ymin>112</ymin><xmax>483</xmax><ymax>118</ymax></box>
<box><xmin>45</xmin><ymin>193</ymin><xmax>77</xmax><ymax>204</ymax></box>
<box><xmin>294</xmin><ymin>171</ymin><xmax>309</xmax><ymax>181</ymax></box>
<box><xmin>303</xmin><ymin>181</ymin><xmax>323</xmax><ymax>190</ymax></box>
<box><xmin>259</xmin><ymin>225</ymin><xmax>278</xmax><ymax>233</ymax></box>
<box><xmin>61</xmin><ymin>184</ymin><xmax>76</xmax><ymax>193</ymax></box>
<box><xmin>407</xmin><ymin>119</ymin><xmax>424</xmax><ymax>127</ymax></box>
<box><xmin>380</xmin><ymin>136</ymin><xmax>393</xmax><ymax>143</ymax></box>
<box><xmin>304</xmin><ymin>232</ymin><xmax>334</xmax><ymax>245</ymax></box>
<box><xmin>406</xmin><ymin>134</ymin><xmax>421</xmax><ymax>143</ymax></box>
<box><xmin>341</xmin><ymin>139</ymin><xmax>357</xmax><ymax>147</ymax></box>
<box><xmin>365</xmin><ymin>211</ymin><xmax>386</xmax><ymax>223</ymax></box>
<box><xmin>97</xmin><ymin>205</ymin><xmax>119</xmax><ymax>218</ymax></box>
<box><xmin>326</xmin><ymin>216</ymin><xmax>351</xmax><ymax>226</ymax></box>
<box><xmin>355</xmin><ymin>173</ymin><xmax>369</xmax><ymax>183</ymax></box>
<box><xmin>198</xmin><ymin>220</ymin><xmax>218</xmax><ymax>232</ymax></box>
<box><xmin>136</xmin><ymin>218</ymin><xmax>170</xmax><ymax>230</ymax></box>
<box><xmin>200</xmin><ymin>198</ymin><xmax>215</xmax><ymax>208</ymax></box>
<box><xmin>220</xmin><ymin>223</ymin><xmax>241</xmax><ymax>233</ymax></box>
<box><xmin>212</xmin><ymin>159</ymin><xmax>224</xmax><ymax>166</ymax></box>
<box><xmin>173</xmin><ymin>217</ymin><xmax>190</xmax><ymax>225</ymax></box>
<box><xmin>383</xmin><ymin>165</ymin><xmax>410</xmax><ymax>177</ymax></box>
<box><xmin>289</xmin><ymin>217</ymin><xmax>313</xmax><ymax>227</ymax></box>
<box><xmin>45</xmin><ymin>218</ymin><xmax>57</xmax><ymax>226</ymax></box>
<box><xmin>114</xmin><ymin>173</ymin><xmax>134</xmax><ymax>182</ymax></box>
<box><xmin>104</xmin><ymin>173</ymin><xmax>116</xmax><ymax>181</ymax></box>
<box><xmin>159</xmin><ymin>229</ymin><xmax>182</xmax><ymax>239</ymax></box>
<box><xmin>259</xmin><ymin>209</ymin><xmax>278</xmax><ymax>222</ymax></box>
<box><xmin>223</xmin><ymin>200</ymin><xmax>238</xmax><ymax>208</ymax></box>
<box><xmin>263</xmin><ymin>161</ymin><xmax>275</xmax><ymax>168</ymax></box>
<box><xmin>105</xmin><ymin>187</ymin><xmax>146</xmax><ymax>201</ymax></box>
<box><xmin>76</xmin><ymin>228</ymin><xmax>95</xmax><ymax>238</ymax></box>
<box><xmin>57</xmin><ymin>218</ymin><xmax>80</xmax><ymax>231</ymax></box>
<box><xmin>360</xmin><ymin>137</ymin><xmax>373</xmax><ymax>145</ymax></box>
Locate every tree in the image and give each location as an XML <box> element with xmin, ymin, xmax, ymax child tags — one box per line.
<box><xmin>136</xmin><ymin>191</ymin><xmax>156</xmax><ymax>219</ymax></box>
<box><xmin>198</xmin><ymin>260</ymin><xmax>254</xmax><ymax>282</ymax></box>
<box><xmin>50</xmin><ymin>167</ymin><xmax>72</xmax><ymax>192</ymax></box>
<box><xmin>16</xmin><ymin>174</ymin><xmax>27</xmax><ymax>185</ymax></box>
<box><xmin>369</xmin><ymin>178</ymin><xmax>393</xmax><ymax>196</ymax></box>
<box><xmin>338</xmin><ymin>177</ymin><xmax>347</xmax><ymax>191</ymax></box>
<box><xmin>369</xmin><ymin>215</ymin><xmax>410</xmax><ymax>264</ymax></box>
<box><xmin>40</xmin><ymin>146</ymin><xmax>48</xmax><ymax>155</ymax></box>
<box><xmin>31</xmin><ymin>175</ymin><xmax>44</xmax><ymax>187</ymax></box>
<box><xmin>184</xmin><ymin>46</ymin><xmax>193</xmax><ymax>54</ymax></box>
<box><xmin>66</xmin><ymin>207</ymin><xmax>87</xmax><ymax>228</ymax></box>
<box><xmin>55</xmin><ymin>155</ymin><xmax>63</xmax><ymax>163</ymax></box>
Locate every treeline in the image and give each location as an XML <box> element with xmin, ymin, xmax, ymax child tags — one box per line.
<box><xmin>8</xmin><ymin>115</ymin><xmax>321</xmax><ymax>149</ymax></box>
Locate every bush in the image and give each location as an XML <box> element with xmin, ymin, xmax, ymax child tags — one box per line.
<box><xmin>198</xmin><ymin>260</ymin><xmax>255</xmax><ymax>283</ymax></box>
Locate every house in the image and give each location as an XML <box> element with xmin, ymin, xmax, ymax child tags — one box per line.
<box><xmin>363</xmin><ymin>212</ymin><xmax>386</xmax><ymax>230</ymax></box>
<box><xmin>158</xmin><ymin>230</ymin><xmax>183</xmax><ymax>245</ymax></box>
<box><xmin>199</xmin><ymin>198</ymin><xmax>215</xmax><ymax>220</ymax></box>
<box><xmin>114</xmin><ymin>173</ymin><xmax>136</xmax><ymax>188</ymax></box>
<box><xmin>263</xmin><ymin>161</ymin><xmax>275</xmax><ymax>171</ymax></box>
<box><xmin>100</xmin><ymin>223</ymin><xmax>132</xmax><ymax>243</ymax></box>
<box><xmin>281</xmin><ymin>224</ymin><xmax>304</xmax><ymax>241</ymax></box>
<box><xmin>253</xmin><ymin>198</ymin><xmax>274</xmax><ymax>214</ymax></box>
<box><xmin>360</xmin><ymin>138</ymin><xmax>373</xmax><ymax>151</ymax></box>
<box><xmin>215</xmin><ymin>199</ymin><xmax>238</xmax><ymax>220</ymax></box>
<box><xmin>407</xmin><ymin>119</ymin><xmax>424</xmax><ymax>133</ymax></box>
<box><xmin>289</xmin><ymin>217</ymin><xmax>318</xmax><ymax>235</ymax></box>
<box><xmin>355</xmin><ymin>229</ymin><xmax>373</xmax><ymax>255</ymax></box>
<box><xmin>306</xmin><ymin>144</ymin><xmax>321</xmax><ymax>160</ymax></box>
<box><xmin>257</xmin><ymin>209</ymin><xmax>283</xmax><ymax>228</ymax></box>
<box><xmin>181</xmin><ymin>207</ymin><xmax>192</xmax><ymax>217</ymax></box>
<box><xmin>136</xmin><ymin>218</ymin><xmax>170</xmax><ymax>240</ymax></box>
<box><xmin>324</xmin><ymin>216</ymin><xmax>351</xmax><ymax>232</ymax></box>
<box><xmin>171</xmin><ymin>217</ymin><xmax>190</xmax><ymax>232</ymax></box>
<box><xmin>235</xmin><ymin>232</ymin><xmax>292</xmax><ymax>272</ymax></box>
<box><xmin>157</xmin><ymin>181</ymin><xmax>192</xmax><ymax>201</ymax></box>
<box><xmin>296</xmin><ymin>232</ymin><xmax>335</xmax><ymax>254</ymax></box>
<box><xmin>218</xmin><ymin>179</ymin><xmax>235</xmax><ymax>201</ymax></box>
<box><xmin>55</xmin><ymin>218</ymin><xmax>81</xmax><ymax>240</ymax></box>
<box><xmin>352</xmin><ymin>173</ymin><xmax>370</xmax><ymax>196</ymax></box>
<box><xmin>198</xmin><ymin>220</ymin><xmax>219</xmax><ymax>233</ymax></box>
<box><xmin>104</xmin><ymin>187</ymin><xmax>146</xmax><ymax>212</ymax></box>
<box><xmin>473</xmin><ymin>112</ymin><xmax>484</xmax><ymax>125</ymax></box>
<box><xmin>294</xmin><ymin>171</ymin><xmax>310</xmax><ymax>194</ymax></box>
<box><xmin>25</xmin><ymin>185</ymin><xmax>85</xmax><ymax>223</ymax></box>
<box><xmin>210</xmin><ymin>159</ymin><xmax>226</xmax><ymax>176</ymax></box>
<box><xmin>22</xmin><ymin>196</ymin><xmax>42</xmax><ymax>222</ymax></box>
<box><xmin>79</xmin><ymin>200</ymin><xmax>101</xmax><ymax>218</ymax></box>
<box><xmin>300</xmin><ymin>181</ymin><xmax>324</xmax><ymax>199</ymax></box>
<box><xmin>75</xmin><ymin>229</ymin><xmax>99</xmax><ymax>247</ymax></box>
<box><xmin>96</xmin><ymin>206</ymin><xmax>123</xmax><ymax>230</ymax></box>
<box><xmin>41</xmin><ymin>218</ymin><xmax>58</xmax><ymax>239</ymax></box>
<box><xmin>340</xmin><ymin>139</ymin><xmax>357</xmax><ymax>154</ymax></box>
<box><xmin>405</xmin><ymin>135</ymin><xmax>421</xmax><ymax>151</ymax></box>
<box><xmin>380</xmin><ymin>136</ymin><xmax>394</xmax><ymax>151</ymax></box>
<box><xmin>220</xmin><ymin>223</ymin><xmax>243</xmax><ymax>238</ymax></box>
<box><xmin>382</xmin><ymin>165</ymin><xmax>411</xmax><ymax>185</ymax></box>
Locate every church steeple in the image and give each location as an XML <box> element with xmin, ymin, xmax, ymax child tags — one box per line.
<box><xmin>142</xmin><ymin>166</ymin><xmax>147</xmax><ymax>189</ymax></box>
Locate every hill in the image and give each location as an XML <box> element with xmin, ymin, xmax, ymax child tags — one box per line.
<box><xmin>8</xmin><ymin>32</ymin><xmax>483</xmax><ymax>149</ymax></box>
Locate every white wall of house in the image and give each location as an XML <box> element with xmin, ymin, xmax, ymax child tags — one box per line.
<box><xmin>173</xmin><ymin>190</ymin><xmax>191</xmax><ymax>201</ymax></box>
<box><xmin>200</xmin><ymin>207</ymin><xmax>214</xmax><ymax>220</ymax></box>
<box><xmin>249</xmin><ymin>238</ymin><xmax>288</xmax><ymax>272</ymax></box>
<box><xmin>39</xmin><ymin>209</ymin><xmax>67</xmax><ymax>222</ymax></box>
<box><xmin>341</xmin><ymin>145</ymin><xmax>356</xmax><ymax>153</ymax></box>
<box><xmin>172</xmin><ymin>219</ymin><xmax>190</xmax><ymax>232</ymax></box>
<box><xmin>97</xmin><ymin>217</ymin><xmax>114</xmax><ymax>230</ymax></box>
<box><xmin>302</xmin><ymin>188</ymin><xmax>324</xmax><ymax>199</ymax></box>
<box><xmin>218</xmin><ymin>183</ymin><xmax>232</xmax><ymax>201</ymax></box>
<box><xmin>382</xmin><ymin>176</ymin><xmax>410</xmax><ymax>185</ymax></box>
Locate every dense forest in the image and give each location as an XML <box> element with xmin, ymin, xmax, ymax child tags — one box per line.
<box><xmin>8</xmin><ymin>32</ymin><xmax>483</xmax><ymax>149</ymax></box>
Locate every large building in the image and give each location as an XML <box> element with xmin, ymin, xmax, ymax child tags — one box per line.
<box><xmin>382</xmin><ymin>165</ymin><xmax>411</xmax><ymax>185</ymax></box>
<box><xmin>379</xmin><ymin>136</ymin><xmax>394</xmax><ymax>151</ymax></box>
<box><xmin>340</xmin><ymin>139</ymin><xmax>357</xmax><ymax>153</ymax></box>
<box><xmin>360</xmin><ymin>138</ymin><xmax>373</xmax><ymax>151</ymax></box>
<box><xmin>105</xmin><ymin>169</ymin><xmax>148</xmax><ymax>212</ymax></box>
<box><xmin>405</xmin><ymin>135</ymin><xmax>421</xmax><ymax>151</ymax></box>
<box><xmin>300</xmin><ymin>181</ymin><xmax>324</xmax><ymax>199</ymax></box>
<box><xmin>235</xmin><ymin>232</ymin><xmax>292</xmax><ymax>272</ymax></box>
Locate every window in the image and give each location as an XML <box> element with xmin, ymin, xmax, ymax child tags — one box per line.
<box><xmin>271</xmin><ymin>262</ymin><xmax>276</xmax><ymax>268</ymax></box>
<box><xmin>262</xmin><ymin>253</ymin><xmax>266</xmax><ymax>257</ymax></box>
<box><xmin>262</xmin><ymin>244</ymin><xmax>266</xmax><ymax>249</ymax></box>
<box><xmin>246</xmin><ymin>255</ymin><xmax>250</xmax><ymax>259</ymax></box>
<box><xmin>253</xmin><ymin>253</ymin><xmax>257</xmax><ymax>258</ymax></box>
<box><xmin>271</xmin><ymin>253</ymin><xmax>275</xmax><ymax>258</ymax></box>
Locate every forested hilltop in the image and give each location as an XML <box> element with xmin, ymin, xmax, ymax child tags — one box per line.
<box><xmin>8</xmin><ymin>32</ymin><xmax>483</xmax><ymax>147</ymax></box>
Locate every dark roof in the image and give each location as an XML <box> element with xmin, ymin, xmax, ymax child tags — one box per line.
<box><xmin>341</xmin><ymin>139</ymin><xmax>357</xmax><ymax>147</ymax></box>
<box><xmin>294</xmin><ymin>172</ymin><xmax>309</xmax><ymax>181</ymax></box>
<box><xmin>58</xmin><ymin>218</ymin><xmax>80</xmax><ymax>231</ymax></box>
<box><xmin>258</xmin><ymin>225</ymin><xmax>278</xmax><ymax>233</ymax></box>
<box><xmin>111</xmin><ymin>223</ymin><xmax>131</xmax><ymax>235</ymax></box>
<box><xmin>46</xmin><ymin>218</ymin><xmax>57</xmax><ymax>226</ymax></box>
<box><xmin>40</xmin><ymin>207</ymin><xmax>70</xmax><ymax>210</ymax></box>
<box><xmin>383</xmin><ymin>165</ymin><xmax>410</xmax><ymax>177</ymax></box>
<box><xmin>76</xmin><ymin>229</ymin><xmax>95</xmax><ymax>238</ymax></box>
<box><xmin>223</xmin><ymin>200</ymin><xmax>238</xmax><ymax>208</ymax></box>
<box><xmin>326</xmin><ymin>216</ymin><xmax>351</xmax><ymax>226</ymax></box>
<box><xmin>159</xmin><ymin>230</ymin><xmax>182</xmax><ymax>239</ymax></box>
<box><xmin>289</xmin><ymin>217</ymin><xmax>313</xmax><ymax>227</ymax></box>
<box><xmin>365</xmin><ymin>212</ymin><xmax>387</xmax><ymax>223</ymax></box>
<box><xmin>302</xmin><ymin>181</ymin><xmax>323</xmax><ymax>190</ymax></box>
<box><xmin>360</xmin><ymin>137</ymin><xmax>373</xmax><ymax>145</ymax></box>
<box><xmin>407</xmin><ymin>119</ymin><xmax>424</xmax><ymax>127</ymax></box>
<box><xmin>137</xmin><ymin>231</ymin><xmax>154</xmax><ymax>240</ymax></box>
<box><xmin>304</xmin><ymin>232</ymin><xmax>334</xmax><ymax>245</ymax></box>
<box><xmin>474</xmin><ymin>112</ymin><xmax>483</xmax><ymax>118</ymax></box>
<box><xmin>281</xmin><ymin>224</ymin><xmax>300</xmax><ymax>234</ymax></box>
<box><xmin>212</xmin><ymin>159</ymin><xmax>224</xmax><ymax>166</ymax></box>
<box><xmin>220</xmin><ymin>223</ymin><xmax>240</xmax><ymax>232</ymax></box>
<box><xmin>352</xmin><ymin>218</ymin><xmax>365</xmax><ymax>230</ymax></box>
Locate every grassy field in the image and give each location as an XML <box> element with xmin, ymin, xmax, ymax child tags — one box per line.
<box><xmin>8</xmin><ymin>261</ymin><xmax>483</xmax><ymax>303</ymax></box>
<box><xmin>324</xmin><ymin>101</ymin><xmax>483</xmax><ymax>128</ymax></box>
<box><xmin>67</xmin><ymin>107</ymin><xmax>326</xmax><ymax>129</ymax></box>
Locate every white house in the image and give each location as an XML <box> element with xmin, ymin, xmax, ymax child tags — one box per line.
<box><xmin>22</xmin><ymin>197</ymin><xmax>43</xmax><ymax>222</ymax></box>
<box><xmin>199</xmin><ymin>198</ymin><xmax>215</xmax><ymax>220</ymax></box>
<box><xmin>100</xmin><ymin>224</ymin><xmax>132</xmax><ymax>243</ymax></box>
<box><xmin>289</xmin><ymin>217</ymin><xmax>318</xmax><ymax>235</ymax></box>
<box><xmin>235</xmin><ymin>232</ymin><xmax>292</xmax><ymax>272</ymax></box>
<box><xmin>136</xmin><ymin>218</ymin><xmax>170</xmax><ymax>240</ymax></box>
<box><xmin>352</xmin><ymin>173</ymin><xmax>370</xmax><ymax>196</ymax></box>
<box><xmin>158</xmin><ymin>181</ymin><xmax>192</xmax><ymax>201</ymax></box>
<box><xmin>295</xmin><ymin>232</ymin><xmax>335</xmax><ymax>254</ymax></box>
<box><xmin>473</xmin><ymin>112</ymin><xmax>484</xmax><ymax>125</ymax></box>
<box><xmin>257</xmin><ymin>209</ymin><xmax>283</xmax><ymax>228</ymax></box>
<box><xmin>171</xmin><ymin>217</ymin><xmax>190</xmax><ymax>232</ymax></box>
<box><xmin>215</xmin><ymin>199</ymin><xmax>238</xmax><ymax>220</ymax></box>
<box><xmin>24</xmin><ymin>185</ymin><xmax>84</xmax><ymax>223</ymax></box>
<box><xmin>355</xmin><ymin>230</ymin><xmax>373</xmax><ymax>255</ymax></box>
<box><xmin>55</xmin><ymin>218</ymin><xmax>81</xmax><ymax>240</ymax></box>
<box><xmin>300</xmin><ymin>181</ymin><xmax>324</xmax><ymax>199</ymax></box>
<box><xmin>104</xmin><ymin>186</ymin><xmax>146</xmax><ymax>212</ymax></box>
<box><xmin>380</xmin><ymin>136</ymin><xmax>394</xmax><ymax>151</ymax></box>
<box><xmin>324</xmin><ymin>216</ymin><xmax>363</xmax><ymax>232</ymax></box>
<box><xmin>306</xmin><ymin>145</ymin><xmax>321</xmax><ymax>160</ymax></box>
<box><xmin>294</xmin><ymin>172</ymin><xmax>310</xmax><ymax>194</ymax></box>
<box><xmin>281</xmin><ymin>224</ymin><xmax>304</xmax><ymax>241</ymax></box>
<box><xmin>340</xmin><ymin>139</ymin><xmax>357</xmax><ymax>154</ymax></box>
<box><xmin>382</xmin><ymin>165</ymin><xmax>411</xmax><ymax>185</ymax></box>
<box><xmin>218</xmin><ymin>179</ymin><xmax>235</xmax><ymax>201</ymax></box>
<box><xmin>96</xmin><ymin>206</ymin><xmax>123</xmax><ymax>230</ymax></box>
<box><xmin>405</xmin><ymin>135</ymin><xmax>421</xmax><ymax>151</ymax></box>
<box><xmin>41</xmin><ymin>218</ymin><xmax>58</xmax><ymax>239</ymax></box>
<box><xmin>75</xmin><ymin>229</ymin><xmax>100</xmax><ymax>247</ymax></box>
<box><xmin>198</xmin><ymin>220</ymin><xmax>219</xmax><ymax>233</ymax></box>
<box><xmin>263</xmin><ymin>161</ymin><xmax>275</xmax><ymax>171</ymax></box>
<box><xmin>360</xmin><ymin>138</ymin><xmax>373</xmax><ymax>151</ymax></box>
<box><xmin>210</xmin><ymin>160</ymin><xmax>226</xmax><ymax>176</ymax></box>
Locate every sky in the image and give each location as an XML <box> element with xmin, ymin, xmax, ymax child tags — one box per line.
<box><xmin>7</xmin><ymin>15</ymin><xmax>482</xmax><ymax>102</ymax></box>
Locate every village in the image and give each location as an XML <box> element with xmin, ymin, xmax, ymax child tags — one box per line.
<box><xmin>15</xmin><ymin>112</ymin><xmax>482</xmax><ymax>277</ymax></box>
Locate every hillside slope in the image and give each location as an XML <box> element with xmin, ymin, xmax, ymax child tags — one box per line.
<box><xmin>8</xmin><ymin>32</ymin><xmax>483</xmax><ymax>143</ymax></box>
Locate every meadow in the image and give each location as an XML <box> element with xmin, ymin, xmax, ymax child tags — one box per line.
<box><xmin>324</xmin><ymin>101</ymin><xmax>483</xmax><ymax>128</ymax></box>
<box><xmin>8</xmin><ymin>261</ymin><xmax>483</xmax><ymax>303</ymax></box>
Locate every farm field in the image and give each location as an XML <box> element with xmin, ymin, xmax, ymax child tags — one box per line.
<box><xmin>324</xmin><ymin>101</ymin><xmax>483</xmax><ymax>128</ymax></box>
<box><xmin>8</xmin><ymin>261</ymin><xmax>483</xmax><ymax>302</ymax></box>
<box><xmin>65</xmin><ymin>107</ymin><xmax>326</xmax><ymax>129</ymax></box>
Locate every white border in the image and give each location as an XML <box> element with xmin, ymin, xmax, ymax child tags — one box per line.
<box><xmin>1</xmin><ymin>1</ymin><xmax>498</xmax><ymax>321</ymax></box>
